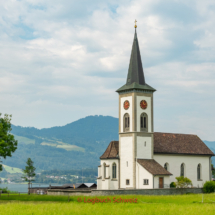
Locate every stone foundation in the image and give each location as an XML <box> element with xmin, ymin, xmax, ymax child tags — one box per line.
<box><xmin>91</xmin><ymin>188</ymin><xmax>203</xmax><ymax>196</ymax></box>
<box><xmin>47</xmin><ymin>189</ymin><xmax>92</xmax><ymax>196</ymax></box>
<box><xmin>47</xmin><ymin>188</ymin><xmax>203</xmax><ymax>196</ymax></box>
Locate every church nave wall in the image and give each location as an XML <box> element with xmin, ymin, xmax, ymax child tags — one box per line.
<box><xmin>154</xmin><ymin>154</ymin><xmax>210</xmax><ymax>187</ymax></box>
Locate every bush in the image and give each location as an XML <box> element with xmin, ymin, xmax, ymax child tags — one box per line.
<box><xmin>0</xmin><ymin>187</ymin><xmax>9</xmax><ymax>193</ymax></box>
<box><xmin>170</xmin><ymin>182</ymin><xmax>176</xmax><ymax>188</ymax></box>
<box><xmin>175</xmin><ymin>176</ymin><xmax>192</xmax><ymax>188</ymax></box>
<box><xmin>203</xmin><ymin>181</ymin><xmax>215</xmax><ymax>193</ymax></box>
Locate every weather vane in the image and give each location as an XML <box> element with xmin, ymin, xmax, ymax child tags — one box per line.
<box><xmin>134</xmin><ymin>19</ymin><xmax>137</xmax><ymax>28</ymax></box>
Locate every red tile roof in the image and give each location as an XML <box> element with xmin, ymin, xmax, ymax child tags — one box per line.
<box><xmin>154</xmin><ymin>132</ymin><xmax>214</xmax><ymax>156</ymax></box>
<box><xmin>137</xmin><ymin>159</ymin><xmax>172</xmax><ymax>175</ymax></box>
<box><xmin>100</xmin><ymin>132</ymin><xmax>214</xmax><ymax>159</ymax></box>
<box><xmin>100</xmin><ymin>141</ymin><xmax>119</xmax><ymax>159</ymax></box>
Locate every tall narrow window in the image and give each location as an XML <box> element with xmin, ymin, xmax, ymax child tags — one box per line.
<box><xmin>140</xmin><ymin>113</ymin><xmax>148</xmax><ymax>132</ymax></box>
<box><xmin>104</xmin><ymin>163</ymin><xmax>106</xmax><ymax>178</ymax></box>
<box><xmin>124</xmin><ymin>113</ymin><xmax>130</xmax><ymax>132</ymax></box>
<box><xmin>164</xmin><ymin>163</ymin><xmax>169</xmax><ymax>171</ymax></box>
<box><xmin>112</xmin><ymin>163</ymin><xmax>117</xmax><ymax>179</ymax></box>
<box><xmin>180</xmin><ymin>163</ymin><xmax>185</xmax><ymax>177</ymax></box>
<box><xmin>197</xmin><ymin>164</ymin><xmax>201</xmax><ymax>180</ymax></box>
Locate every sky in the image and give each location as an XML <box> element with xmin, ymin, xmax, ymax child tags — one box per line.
<box><xmin>0</xmin><ymin>0</ymin><xmax>215</xmax><ymax>141</ymax></box>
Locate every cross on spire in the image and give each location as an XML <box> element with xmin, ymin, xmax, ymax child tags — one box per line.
<box><xmin>134</xmin><ymin>19</ymin><xmax>137</xmax><ymax>28</ymax></box>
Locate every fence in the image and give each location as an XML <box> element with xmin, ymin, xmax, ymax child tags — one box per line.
<box><xmin>0</xmin><ymin>192</ymin><xmax>28</xmax><ymax>198</ymax></box>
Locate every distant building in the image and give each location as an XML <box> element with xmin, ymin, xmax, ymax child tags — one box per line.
<box><xmin>29</xmin><ymin>183</ymin><xmax>97</xmax><ymax>194</ymax></box>
<box><xmin>97</xmin><ymin>25</ymin><xmax>214</xmax><ymax>190</ymax></box>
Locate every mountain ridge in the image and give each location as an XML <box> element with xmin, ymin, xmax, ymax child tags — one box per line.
<box><xmin>1</xmin><ymin>115</ymin><xmax>214</xmax><ymax>171</ymax></box>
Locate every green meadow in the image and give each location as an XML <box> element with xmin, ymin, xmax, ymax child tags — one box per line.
<box><xmin>0</xmin><ymin>194</ymin><xmax>215</xmax><ymax>215</ymax></box>
<box><xmin>2</xmin><ymin>164</ymin><xmax>22</xmax><ymax>174</ymax></box>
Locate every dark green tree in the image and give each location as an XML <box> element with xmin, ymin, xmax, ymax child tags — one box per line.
<box><xmin>212</xmin><ymin>164</ymin><xmax>215</xmax><ymax>178</ymax></box>
<box><xmin>0</xmin><ymin>113</ymin><xmax>18</xmax><ymax>171</ymax></box>
<box><xmin>22</xmin><ymin>158</ymin><xmax>36</xmax><ymax>195</ymax></box>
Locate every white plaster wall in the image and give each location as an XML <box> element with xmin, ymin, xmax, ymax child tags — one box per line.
<box><xmin>99</xmin><ymin>160</ymin><xmax>119</xmax><ymax>190</ymax></box>
<box><xmin>103</xmin><ymin>180</ymin><xmax>109</xmax><ymax>190</ymax></box>
<box><xmin>120</xmin><ymin>136</ymin><xmax>133</xmax><ymax>188</ymax></box>
<box><xmin>98</xmin><ymin>166</ymin><xmax>101</xmax><ymax>177</ymax></box>
<box><xmin>97</xmin><ymin>179</ymin><xmax>102</xmax><ymax>189</ymax></box>
<box><xmin>136</xmin><ymin>96</ymin><xmax>152</xmax><ymax>132</ymax></box>
<box><xmin>136</xmin><ymin>163</ymin><xmax>153</xmax><ymax>189</ymax></box>
<box><xmin>154</xmin><ymin>176</ymin><xmax>170</xmax><ymax>189</ymax></box>
<box><xmin>137</xmin><ymin>136</ymin><xmax>152</xmax><ymax>159</ymax></box>
<box><xmin>110</xmin><ymin>181</ymin><xmax>118</xmax><ymax>190</ymax></box>
<box><xmin>120</xmin><ymin>96</ymin><xmax>132</xmax><ymax>133</ymax></box>
<box><xmin>154</xmin><ymin>154</ymin><xmax>211</xmax><ymax>187</ymax></box>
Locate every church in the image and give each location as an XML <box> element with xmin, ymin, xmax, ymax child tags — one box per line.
<box><xmin>97</xmin><ymin>24</ymin><xmax>214</xmax><ymax>190</ymax></box>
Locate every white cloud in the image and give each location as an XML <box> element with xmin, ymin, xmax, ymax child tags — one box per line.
<box><xmin>0</xmin><ymin>0</ymin><xmax>215</xmax><ymax>140</ymax></box>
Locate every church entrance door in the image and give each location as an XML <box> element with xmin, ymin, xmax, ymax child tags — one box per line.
<box><xmin>159</xmin><ymin>177</ymin><xmax>163</xmax><ymax>188</ymax></box>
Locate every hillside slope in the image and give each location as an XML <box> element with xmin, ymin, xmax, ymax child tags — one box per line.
<box><xmin>4</xmin><ymin>115</ymin><xmax>119</xmax><ymax>171</ymax></box>
<box><xmin>1</xmin><ymin>115</ymin><xmax>214</xmax><ymax>171</ymax></box>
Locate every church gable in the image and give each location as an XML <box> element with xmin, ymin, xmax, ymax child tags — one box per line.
<box><xmin>154</xmin><ymin>132</ymin><xmax>214</xmax><ymax>156</ymax></box>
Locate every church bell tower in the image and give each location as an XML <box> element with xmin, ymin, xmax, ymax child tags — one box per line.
<box><xmin>116</xmin><ymin>21</ymin><xmax>156</xmax><ymax>189</ymax></box>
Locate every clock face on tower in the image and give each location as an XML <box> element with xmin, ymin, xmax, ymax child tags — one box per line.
<box><xmin>140</xmin><ymin>100</ymin><xmax>147</xmax><ymax>109</ymax></box>
<box><xmin>124</xmin><ymin>100</ymin><xmax>130</xmax><ymax>110</ymax></box>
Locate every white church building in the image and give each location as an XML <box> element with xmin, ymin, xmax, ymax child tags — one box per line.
<box><xmin>97</xmin><ymin>26</ymin><xmax>214</xmax><ymax>190</ymax></box>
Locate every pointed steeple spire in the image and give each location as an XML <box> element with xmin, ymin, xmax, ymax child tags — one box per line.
<box><xmin>116</xmin><ymin>22</ymin><xmax>156</xmax><ymax>93</ymax></box>
<box><xmin>126</xmin><ymin>28</ymin><xmax>145</xmax><ymax>86</ymax></box>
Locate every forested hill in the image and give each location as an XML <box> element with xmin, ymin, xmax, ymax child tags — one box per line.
<box><xmin>4</xmin><ymin>116</ymin><xmax>119</xmax><ymax>171</ymax></box>
<box><xmin>1</xmin><ymin>115</ymin><xmax>214</xmax><ymax>171</ymax></box>
<box><xmin>11</xmin><ymin>115</ymin><xmax>119</xmax><ymax>152</ymax></box>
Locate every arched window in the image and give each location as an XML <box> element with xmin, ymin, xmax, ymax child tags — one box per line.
<box><xmin>164</xmin><ymin>163</ymin><xmax>169</xmax><ymax>171</ymax></box>
<box><xmin>124</xmin><ymin>113</ymin><xmax>130</xmax><ymax>132</ymax></box>
<box><xmin>197</xmin><ymin>164</ymin><xmax>201</xmax><ymax>180</ymax></box>
<box><xmin>180</xmin><ymin>163</ymin><xmax>185</xmax><ymax>177</ymax></box>
<box><xmin>140</xmin><ymin>113</ymin><xmax>148</xmax><ymax>132</ymax></box>
<box><xmin>112</xmin><ymin>163</ymin><xmax>117</xmax><ymax>179</ymax></box>
<box><xmin>103</xmin><ymin>163</ymin><xmax>106</xmax><ymax>178</ymax></box>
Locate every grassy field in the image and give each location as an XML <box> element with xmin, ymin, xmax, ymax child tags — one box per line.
<box><xmin>13</xmin><ymin>133</ymin><xmax>85</xmax><ymax>152</ymax></box>
<box><xmin>2</xmin><ymin>164</ymin><xmax>23</xmax><ymax>174</ymax></box>
<box><xmin>13</xmin><ymin>135</ymin><xmax>35</xmax><ymax>145</ymax></box>
<box><xmin>0</xmin><ymin>194</ymin><xmax>215</xmax><ymax>215</ymax></box>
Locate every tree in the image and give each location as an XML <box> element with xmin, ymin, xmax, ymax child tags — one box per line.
<box><xmin>212</xmin><ymin>164</ymin><xmax>215</xmax><ymax>178</ymax></box>
<box><xmin>203</xmin><ymin>181</ymin><xmax>215</xmax><ymax>193</ymax></box>
<box><xmin>22</xmin><ymin>158</ymin><xmax>36</xmax><ymax>195</ymax></box>
<box><xmin>175</xmin><ymin>176</ymin><xmax>192</xmax><ymax>188</ymax></box>
<box><xmin>0</xmin><ymin>113</ymin><xmax>18</xmax><ymax>171</ymax></box>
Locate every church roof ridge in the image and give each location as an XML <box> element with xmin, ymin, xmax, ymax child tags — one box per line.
<box><xmin>154</xmin><ymin>132</ymin><xmax>198</xmax><ymax>136</ymax></box>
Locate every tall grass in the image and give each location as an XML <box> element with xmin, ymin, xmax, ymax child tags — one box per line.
<box><xmin>0</xmin><ymin>194</ymin><xmax>215</xmax><ymax>215</ymax></box>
